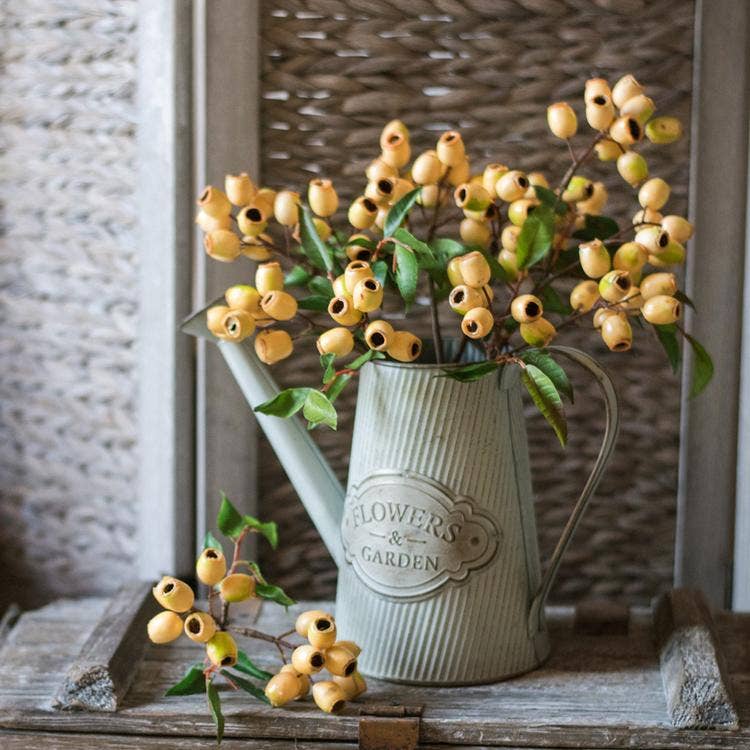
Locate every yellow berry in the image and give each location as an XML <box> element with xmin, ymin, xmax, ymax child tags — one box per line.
<box><xmin>380</xmin><ymin>131</ymin><xmax>411</xmax><ymax>169</ymax></box>
<box><xmin>547</xmin><ymin>102</ymin><xmax>578</xmax><ymax>139</ymax></box>
<box><xmin>642</xmin><ymin>294</ymin><xmax>681</xmax><ymax>325</ymax></box>
<box><xmin>638</xmin><ymin>178</ymin><xmax>670</xmax><ymax>210</ymax></box>
<box><xmin>316</xmin><ymin>327</ymin><xmax>355</xmax><ymax>358</ymax></box>
<box><xmin>196</xmin><ymin>547</ymin><xmax>227</xmax><ymax>586</ymax></box>
<box><xmin>254</xmin><ymin>329</ymin><xmax>294</xmax><ymax>365</ymax></box>
<box><xmin>613</xmin><ymin>242</ymin><xmax>648</xmax><ymax>274</ymax></box>
<box><xmin>449</xmin><ymin>285</ymin><xmax>486</xmax><ymax>315</ymax></box>
<box><xmin>291</xmin><ymin>644</ymin><xmax>325</xmax><ymax>675</ymax></box>
<box><xmin>570</xmin><ymin>280</ymin><xmax>600</xmax><ymax>312</ymax></box>
<box><xmin>219</xmin><ymin>573</ymin><xmax>255</xmax><ymax>603</ymax></box>
<box><xmin>511</xmin><ymin>294</ymin><xmax>544</xmax><ymax>323</ymax></box>
<box><xmin>495</xmin><ymin>170</ymin><xmax>529</xmax><ymax>202</ymax></box>
<box><xmin>332</xmin><ymin>672</ymin><xmax>367</xmax><ymax>700</ymax></box>
<box><xmin>255</xmin><ymin>262</ymin><xmax>284</xmax><ymax>294</ymax></box>
<box><xmin>328</xmin><ymin>295</ymin><xmax>363</xmax><ymax>327</ymax></box>
<box><xmin>584</xmin><ymin>77</ymin><xmax>611</xmax><ymax>104</ymax></box>
<box><xmin>308</xmin><ymin>178</ymin><xmax>339</xmax><ymax>217</ymax></box>
<box><xmin>520</xmin><ymin>318</ymin><xmax>556</xmax><ymax>347</ymax></box>
<box><xmin>459</xmin><ymin>218</ymin><xmax>491</xmax><ymax>248</ymax></box>
<box><xmin>585</xmin><ymin>96</ymin><xmax>615</xmax><ymax>131</ymax></box>
<box><xmin>204</xmin><ymin>229</ymin><xmax>241</xmax><ymax>262</ymax></box>
<box><xmin>352</xmin><ymin>277</ymin><xmax>384</xmax><ymax>312</ymax></box>
<box><xmin>411</xmin><ymin>150</ymin><xmax>443</xmax><ymax>185</ymax></box>
<box><xmin>366</xmin><ymin>157</ymin><xmax>398</xmax><ymax>182</ymax></box>
<box><xmin>224</xmin><ymin>173</ymin><xmax>256</xmax><ymax>206</ymax></box>
<box><xmin>461</xmin><ymin>307</ymin><xmax>494</xmax><ymax>339</ymax></box>
<box><xmin>147</xmin><ymin>611</ymin><xmax>184</xmax><ymax>644</ymax></box>
<box><xmin>436</xmin><ymin>130</ymin><xmax>465</xmax><ymax>166</ymax></box>
<box><xmin>619</xmin><ymin>94</ymin><xmax>655</xmax><ymax>125</ymax></box>
<box><xmin>348</xmin><ymin>196</ymin><xmax>378</xmax><ymax>229</ymax></box>
<box><xmin>595</xmin><ymin>139</ymin><xmax>622</xmax><ymax>162</ymax></box>
<box><xmin>578</xmin><ymin>239</ymin><xmax>611</xmax><ymax>279</ymax></box>
<box><xmin>197</xmin><ymin>186</ymin><xmax>232</xmax><ymax>218</ymax></box>
<box><xmin>184</xmin><ymin>611</ymin><xmax>217</xmax><ymax>643</ymax></box>
<box><xmin>206</xmin><ymin>632</ymin><xmax>238</xmax><ymax>668</ymax></box>
<box><xmin>482</xmin><ymin>163</ymin><xmax>509</xmax><ymax>196</ymax></box>
<box><xmin>635</xmin><ymin>226</ymin><xmax>670</xmax><ymax>255</ymax></box>
<box><xmin>324</xmin><ymin>644</ymin><xmax>358</xmax><ymax>677</ymax></box>
<box><xmin>152</xmin><ymin>577</ymin><xmax>194</xmax><ymax>613</ymax></box>
<box><xmin>661</xmin><ymin>215</ymin><xmax>693</xmax><ymax>244</ymax></box>
<box><xmin>598</xmin><ymin>270</ymin><xmax>632</xmax><ymax>303</ymax></box>
<box><xmin>237</xmin><ymin>203</ymin><xmax>269</xmax><ymax>237</ymax></box>
<box><xmin>265</xmin><ymin>672</ymin><xmax>300</xmax><ymax>707</ymax></box>
<box><xmin>459</xmin><ymin>251</ymin><xmax>491</xmax><ymax>288</ymax></box>
<box><xmin>611</xmin><ymin>74</ymin><xmax>644</xmax><ymax>108</ymax></box>
<box><xmin>364</xmin><ymin>319</ymin><xmax>393</xmax><ymax>351</ymax></box>
<box><xmin>273</xmin><ymin>190</ymin><xmax>300</xmax><ymax>226</ymax></box>
<box><xmin>387</xmin><ymin>331</ymin><xmax>422</xmax><ymax>362</ymax></box>
<box><xmin>601</xmin><ymin>313</ymin><xmax>633</xmax><ymax>352</ymax></box>
<box><xmin>454</xmin><ymin>183</ymin><xmax>491</xmax><ymax>212</ymax></box>
<box><xmin>196</xmin><ymin>209</ymin><xmax>231</xmax><ymax>232</ymax></box>
<box><xmin>609</xmin><ymin>116</ymin><xmax>643</xmax><ymax>146</ymax></box>
<box><xmin>507</xmin><ymin>198</ymin><xmax>538</xmax><ymax>226</ymax></box>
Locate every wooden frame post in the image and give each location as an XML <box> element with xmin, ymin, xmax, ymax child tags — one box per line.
<box><xmin>136</xmin><ymin>0</ymin><xmax>196</xmax><ymax>579</ymax></box>
<box><xmin>677</xmin><ymin>0</ymin><xmax>750</xmax><ymax>608</ymax></box>
<box><xmin>193</xmin><ymin>0</ymin><xmax>261</xmax><ymax>548</ymax></box>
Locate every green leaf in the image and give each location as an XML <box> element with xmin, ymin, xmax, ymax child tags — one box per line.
<box><xmin>254</xmin><ymin>387</ymin><xmax>311</xmax><ymax>418</ymax></box>
<box><xmin>674</xmin><ymin>290</ymin><xmax>696</xmax><ymax>311</ymax></box>
<box><xmin>431</xmin><ymin>237</ymin><xmax>467</xmax><ymax>261</ymax></box>
<box><xmin>203</xmin><ymin>531</ymin><xmax>224</xmax><ymax>556</ymax></box>
<box><xmin>221</xmin><ymin>670</ymin><xmax>271</xmax><ymax>703</ymax></box>
<box><xmin>165</xmin><ymin>664</ymin><xmax>206</xmax><ymax>697</ymax></box>
<box><xmin>538</xmin><ymin>285</ymin><xmax>573</xmax><ymax>316</ymax></box>
<box><xmin>299</xmin><ymin>205</ymin><xmax>334</xmax><ymax>272</ymax></box>
<box><xmin>384</xmin><ymin>187</ymin><xmax>422</xmax><ymax>237</ymax></box>
<box><xmin>245</xmin><ymin>560</ymin><xmax>266</xmax><ymax>584</ymax></box>
<box><xmin>241</xmin><ymin>514</ymin><xmax>278</xmax><ymax>549</ymax></box>
<box><xmin>439</xmin><ymin>361</ymin><xmax>499</xmax><ymax>382</ymax></box>
<box><xmin>684</xmin><ymin>332</ymin><xmax>714</xmax><ymax>397</ymax></box>
<box><xmin>348</xmin><ymin>348</ymin><xmax>384</xmax><ymax>371</ymax></box>
<box><xmin>206</xmin><ymin>679</ymin><xmax>224</xmax><ymax>745</ymax></box>
<box><xmin>303</xmin><ymin>390</ymin><xmax>337</xmax><ymax>430</ymax></box>
<box><xmin>345</xmin><ymin>235</ymin><xmax>375</xmax><ymax>249</ymax></box>
<box><xmin>308</xmin><ymin>276</ymin><xmax>334</xmax><ymax>298</ymax></box>
<box><xmin>256</xmin><ymin>582</ymin><xmax>295</xmax><ymax>608</ymax></box>
<box><xmin>371</xmin><ymin>260</ymin><xmax>388</xmax><ymax>287</ymax></box>
<box><xmin>297</xmin><ymin>295</ymin><xmax>330</xmax><ymax>312</ymax></box>
<box><xmin>394</xmin><ymin>244</ymin><xmax>419</xmax><ymax>305</ymax></box>
<box><xmin>284</xmin><ymin>265</ymin><xmax>311</xmax><ymax>287</ymax></box>
<box><xmin>326</xmin><ymin>373</ymin><xmax>352</xmax><ymax>403</ymax></box>
<box><xmin>534</xmin><ymin>185</ymin><xmax>568</xmax><ymax>216</ymax></box>
<box><xmin>573</xmin><ymin>214</ymin><xmax>620</xmax><ymax>241</ymax></box>
<box><xmin>520</xmin><ymin>349</ymin><xmax>574</xmax><ymax>403</ymax></box>
<box><xmin>517</xmin><ymin>206</ymin><xmax>554</xmax><ymax>269</ymax></box>
<box><xmin>522</xmin><ymin>363</ymin><xmax>567</xmax><ymax>446</ymax></box>
<box><xmin>392</xmin><ymin>227</ymin><xmax>435</xmax><ymax>259</ymax></box>
<box><xmin>320</xmin><ymin>353</ymin><xmax>336</xmax><ymax>384</ymax></box>
<box><xmin>234</xmin><ymin>651</ymin><xmax>273</xmax><ymax>682</ymax></box>
<box><xmin>216</xmin><ymin>493</ymin><xmax>246</xmax><ymax>540</ymax></box>
<box><xmin>654</xmin><ymin>324</ymin><xmax>680</xmax><ymax>374</ymax></box>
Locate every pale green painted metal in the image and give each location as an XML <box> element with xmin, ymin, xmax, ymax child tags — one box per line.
<box><xmin>183</xmin><ymin>306</ymin><xmax>619</xmax><ymax>684</ymax></box>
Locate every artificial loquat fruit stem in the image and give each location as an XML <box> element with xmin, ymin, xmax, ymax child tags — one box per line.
<box><xmin>229</xmin><ymin>626</ymin><xmax>296</xmax><ymax>663</ymax></box>
<box><xmin>555</xmin><ymin>131</ymin><xmax>606</xmax><ymax>198</ymax></box>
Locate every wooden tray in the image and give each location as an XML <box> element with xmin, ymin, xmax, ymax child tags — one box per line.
<box><xmin>0</xmin><ymin>584</ymin><xmax>748</xmax><ymax>749</ymax></box>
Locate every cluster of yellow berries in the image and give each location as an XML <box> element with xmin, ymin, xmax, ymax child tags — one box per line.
<box><xmin>147</xmin><ymin>547</ymin><xmax>254</xmax><ymax>665</ymax></box>
<box><xmin>265</xmin><ymin>609</ymin><xmax>365</xmax><ymax>714</ymax></box>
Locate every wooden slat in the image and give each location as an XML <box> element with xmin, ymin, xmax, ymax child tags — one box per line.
<box><xmin>0</xmin><ymin>597</ymin><xmax>748</xmax><ymax>748</ymax></box>
<box><xmin>53</xmin><ymin>583</ymin><xmax>157</xmax><ymax>711</ymax></box>
<box><xmin>654</xmin><ymin>589</ymin><xmax>739</xmax><ymax>730</ymax></box>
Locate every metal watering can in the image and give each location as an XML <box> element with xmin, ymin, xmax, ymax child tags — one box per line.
<box><xmin>184</xmin><ymin>309</ymin><xmax>619</xmax><ymax>685</ymax></box>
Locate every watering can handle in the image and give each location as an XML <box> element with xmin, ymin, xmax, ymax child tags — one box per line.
<box><xmin>527</xmin><ymin>345</ymin><xmax>620</xmax><ymax>635</ymax></box>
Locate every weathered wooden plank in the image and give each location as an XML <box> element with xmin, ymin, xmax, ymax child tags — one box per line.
<box><xmin>654</xmin><ymin>589</ymin><xmax>739</xmax><ymax>730</ymax></box>
<box><xmin>53</xmin><ymin>582</ymin><xmax>157</xmax><ymax>712</ymax></box>
<box><xmin>0</xmin><ymin>597</ymin><xmax>748</xmax><ymax>748</ymax></box>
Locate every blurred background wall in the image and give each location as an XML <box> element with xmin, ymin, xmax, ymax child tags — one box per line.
<box><xmin>0</xmin><ymin>0</ymin><xmax>138</xmax><ymax>609</ymax></box>
<box><xmin>0</xmin><ymin>0</ymin><xmax>694</xmax><ymax>610</ymax></box>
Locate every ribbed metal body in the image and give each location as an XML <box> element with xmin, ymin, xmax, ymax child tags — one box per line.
<box><xmin>336</xmin><ymin>360</ymin><xmax>549</xmax><ymax>684</ymax></box>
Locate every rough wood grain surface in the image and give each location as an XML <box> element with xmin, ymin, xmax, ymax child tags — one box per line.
<box><xmin>0</xmin><ymin>596</ymin><xmax>747</xmax><ymax>748</ymax></box>
<box><xmin>53</xmin><ymin>582</ymin><xmax>157</xmax><ymax>712</ymax></box>
<box><xmin>654</xmin><ymin>588</ymin><xmax>740</xmax><ymax>730</ymax></box>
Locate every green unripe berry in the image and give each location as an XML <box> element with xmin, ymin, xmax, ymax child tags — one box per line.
<box><xmin>613</xmin><ymin>242</ymin><xmax>648</xmax><ymax>274</ymax></box>
<box><xmin>598</xmin><ymin>270</ymin><xmax>632</xmax><ymax>303</ymax></box>
<box><xmin>497</xmin><ymin>249</ymin><xmax>521</xmax><ymax>281</ymax></box>
<box><xmin>454</xmin><ymin>183</ymin><xmax>491</xmax><ymax>212</ymax></box>
<box><xmin>616</xmin><ymin>151</ymin><xmax>649</xmax><ymax>187</ymax></box>
<box><xmin>447</xmin><ymin>256</ymin><xmax>464</xmax><ymax>287</ymax></box>
<box><xmin>562</xmin><ymin>175</ymin><xmax>594</xmax><ymax>203</ymax></box>
<box><xmin>645</xmin><ymin>116</ymin><xmax>683</xmax><ymax>145</ymax></box>
<box><xmin>619</xmin><ymin>94</ymin><xmax>655</xmax><ymax>125</ymax></box>
<box><xmin>595</xmin><ymin>139</ymin><xmax>622</xmax><ymax>162</ymax></box>
<box><xmin>649</xmin><ymin>240</ymin><xmax>685</xmax><ymax>267</ymax></box>
<box><xmin>206</xmin><ymin>631</ymin><xmax>238</xmax><ymax>668</ymax></box>
<box><xmin>519</xmin><ymin>318</ymin><xmax>556</xmax><ymax>347</ymax></box>
<box><xmin>507</xmin><ymin>198</ymin><xmax>538</xmax><ymax>226</ymax></box>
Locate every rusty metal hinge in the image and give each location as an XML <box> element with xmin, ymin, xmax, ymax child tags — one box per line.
<box><xmin>358</xmin><ymin>703</ymin><xmax>423</xmax><ymax>750</ymax></box>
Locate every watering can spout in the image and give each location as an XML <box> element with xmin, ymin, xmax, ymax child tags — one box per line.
<box><xmin>182</xmin><ymin>302</ymin><xmax>346</xmax><ymax>568</ymax></box>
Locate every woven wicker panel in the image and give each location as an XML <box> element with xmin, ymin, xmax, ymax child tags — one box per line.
<box><xmin>257</xmin><ymin>0</ymin><xmax>693</xmax><ymax>604</ymax></box>
<box><xmin>0</xmin><ymin>0</ymin><xmax>138</xmax><ymax>610</ymax></box>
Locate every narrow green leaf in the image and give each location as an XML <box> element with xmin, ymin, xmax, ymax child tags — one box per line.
<box><xmin>326</xmin><ymin>373</ymin><xmax>352</xmax><ymax>403</ymax></box>
<box><xmin>284</xmin><ymin>265</ymin><xmax>311</xmax><ymax>287</ymax></box>
<box><xmin>241</xmin><ymin>515</ymin><xmax>278</xmax><ymax>549</ymax></box>
<box><xmin>221</xmin><ymin>669</ymin><xmax>271</xmax><ymax>703</ymax></box>
<box><xmin>245</xmin><ymin>561</ymin><xmax>266</xmax><ymax>584</ymax></box>
<box><xmin>534</xmin><ymin>185</ymin><xmax>568</xmax><ymax>216</ymax></box>
<box><xmin>216</xmin><ymin>493</ymin><xmax>246</xmax><ymax>540</ymax></box>
<box><xmin>431</xmin><ymin>237</ymin><xmax>467</xmax><ymax>261</ymax></box>
<box><xmin>573</xmin><ymin>214</ymin><xmax>620</xmax><ymax>241</ymax></box>
<box><xmin>254</xmin><ymin>388</ymin><xmax>311</xmax><ymax>418</ymax></box>
<box><xmin>320</xmin><ymin>353</ymin><xmax>336</xmax><ymax>384</ymax></box>
<box><xmin>297</xmin><ymin>295</ymin><xmax>330</xmax><ymax>312</ymax></box>
<box><xmin>206</xmin><ymin>679</ymin><xmax>224</xmax><ymax>745</ymax></box>
<box><xmin>517</xmin><ymin>206</ymin><xmax>554</xmax><ymax>269</ymax></box>
<box><xmin>255</xmin><ymin>582</ymin><xmax>295</xmax><ymax>608</ymax></box>
<box><xmin>345</xmin><ymin>235</ymin><xmax>376</xmax><ymax>249</ymax></box>
<box><xmin>654</xmin><ymin>323</ymin><xmax>680</xmax><ymax>374</ymax></box>
<box><xmin>394</xmin><ymin>244</ymin><xmax>419</xmax><ymax>305</ymax></box>
<box><xmin>203</xmin><ymin>531</ymin><xmax>224</xmax><ymax>556</ymax></box>
<box><xmin>234</xmin><ymin>651</ymin><xmax>273</xmax><ymax>682</ymax></box>
<box><xmin>308</xmin><ymin>276</ymin><xmax>334</xmax><ymax>298</ymax></box>
<box><xmin>520</xmin><ymin>349</ymin><xmax>574</xmax><ymax>403</ymax></box>
<box><xmin>522</xmin><ymin>364</ymin><xmax>567</xmax><ymax>446</ymax></box>
<box><xmin>392</xmin><ymin>227</ymin><xmax>435</xmax><ymax>259</ymax></box>
<box><xmin>673</xmin><ymin>290</ymin><xmax>696</xmax><ymax>311</ymax></box>
<box><xmin>384</xmin><ymin>187</ymin><xmax>422</xmax><ymax>237</ymax></box>
<box><xmin>165</xmin><ymin>664</ymin><xmax>206</xmax><ymax>697</ymax></box>
<box><xmin>371</xmin><ymin>260</ymin><xmax>388</xmax><ymax>287</ymax></box>
<box><xmin>299</xmin><ymin>205</ymin><xmax>334</xmax><ymax>272</ymax></box>
<box><xmin>303</xmin><ymin>390</ymin><xmax>338</xmax><ymax>430</ymax></box>
<box><xmin>684</xmin><ymin>332</ymin><xmax>714</xmax><ymax>397</ymax></box>
<box><xmin>538</xmin><ymin>285</ymin><xmax>573</xmax><ymax>316</ymax></box>
<box><xmin>439</xmin><ymin>361</ymin><xmax>499</xmax><ymax>382</ymax></box>
<box><xmin>348</xmin><ymin>348</ymin><xmax>384</xmax><ymax>371</ymax></box>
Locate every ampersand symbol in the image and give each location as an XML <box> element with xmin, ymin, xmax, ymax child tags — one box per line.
<box><xmin>388</xmin><ymin>530</ymin><xmax>403</xmax><ymax>546</ymax></box>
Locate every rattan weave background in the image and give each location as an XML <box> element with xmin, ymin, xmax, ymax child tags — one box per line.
<box><xmin>0</xmin><ymin>0</ymin><xmax>138</xmax><ymax>610</ymax></box>
<box><xmin>257</xmin><ymin>0</ymin><xmax>693</xmax><ymax>604</ymax></box>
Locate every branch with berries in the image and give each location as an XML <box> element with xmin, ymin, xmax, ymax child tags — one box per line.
<box><xmin>194</xmin><ymin>72</ymin><xmax>713</xmax><ymax>446</ymax></box>
<box><xmin>146</xmin><ymin>493</ymin><xmax>365</xmax><ymax>744</ymax></box>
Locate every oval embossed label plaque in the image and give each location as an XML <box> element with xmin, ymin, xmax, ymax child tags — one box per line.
<box><xmin>341</xmin><ymin>471</ymin><xmax>501</xmax><ymax>599</ymax></box>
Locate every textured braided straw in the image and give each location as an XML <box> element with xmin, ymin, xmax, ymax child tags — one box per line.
<box><xmin>257</xmin><ymin>0</ymin><xmax>693</xmax><ymax>604</ymax></box>
<box><xmin>0</xmin><ymin>0</ymin><xmax>139</xmax><ymax>609</ymax></box>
